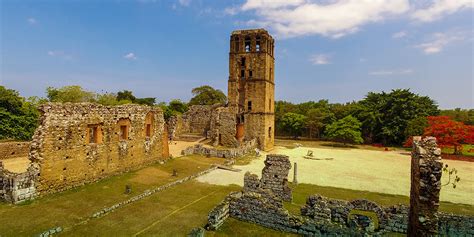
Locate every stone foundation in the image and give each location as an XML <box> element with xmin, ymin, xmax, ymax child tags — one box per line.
<box><xmin>181</xmin><ymin>139</ymin><xmax>257</xmax><ymax>159</ymax></box>
<box><xmin>0</xmin><ymin>161</ymin><xmax>38</xmax><ymax>203</ymax></box>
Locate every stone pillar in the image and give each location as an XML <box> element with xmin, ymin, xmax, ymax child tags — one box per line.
<box><xmin>260</xmin><ymin>154</ymin><xmax>292</xmax><ymax>201</ymax></box>
<box><xmin>293</xmin><ymin>162</ymin><xmax>298</xmax><ymax>185</ymax></box>
<box><xmin>408</xmin><ymin>136</ymin><xmax>443</xmax><ymax>237</ymax></box>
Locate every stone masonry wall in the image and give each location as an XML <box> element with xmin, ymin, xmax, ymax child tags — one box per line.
<box><xmin>29</xmin><ymin>103</ymin><xmax>168</xmax><ymax>195</ymax></box>
<box><xmin>260</xmin><ymin>154</ymin><xmax>292</xmax><ymax>201</ymax></box>
<box><xmin>0</xmin><ymin>161</ymin><xmax>38</xmax><ymax>203</ymax></box>
<box><xmin>181</xmin><ymin>139</ymin><xmax>257</xmax><ymax>159</ymax></box>
<box><xmin>0</xmin><ymin>141</ymin><xmax>30</xmax><ymax>160</ymax></box>
<box><xmin>408</xmin><ymin>136</ymin><xmax>443</xmax><ymax>236</ymax></box>
<box><xmin>207</xmin><ymin>150</ymin><xmax>473</xmax><ymax>236</ymax></box>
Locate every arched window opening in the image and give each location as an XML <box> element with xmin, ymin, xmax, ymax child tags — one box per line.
<box><xmin>245</xmin><ymin>37</ymin><xmax>251</xmax><ymax>52</ymax></box>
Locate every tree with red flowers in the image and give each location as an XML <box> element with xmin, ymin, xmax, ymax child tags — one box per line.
<box><xmin>423</xmin><ymin>116</ymin><xmax>474</xmax><ymax>154</ymax></box>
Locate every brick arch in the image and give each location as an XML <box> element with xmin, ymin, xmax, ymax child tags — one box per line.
<box><xmin>347</xmin><ymin>199</ymin><xmax>388</xmax><ymax>226</ymax></box>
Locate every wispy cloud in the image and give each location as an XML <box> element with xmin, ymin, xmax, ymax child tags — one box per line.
<box><xmin>178</xmin><ymin>0</ymin><xmax>191</xmax><ymax>7</ymax></box>
<box><xmin>229</xmin><ymin>0</ymin><xmax>410</xmax><ymax>38</ymax></box>
<box><xmin>415</xmin><ymin>31</ymin><xmax>466</xmax><ymax>54</ymax></box>
<box><xmin>392</xmin><ymin>31</ymin><xmax>407</xmax><ymax>39</ymax></box>
<box><xmin>369</xmin><ymin>69</ymin><xmax>413</xmax><ymax>76</ymax></box>
<box><xmin>411</xmin><ymin>0</ymin><xmax>472</xmax><ymax>22</ymax></box>
<box><xmin>27</xmin><ymin>17</ymin><xmax>37</xmax><ymax>25</ymax></box>
<box><xmin>47</xmin><ymin>50</ymin><xmax>73</xmax><ymax>60</ymax></box>
<box><xmin>123</xmin><ymin>52</ymin><xmax>138</xmax><ymax>60</ymax></box>
<box><xmin>309</xmin><ymin>54</ymin><xmax>331</xmax><ymax>65</ymax></box>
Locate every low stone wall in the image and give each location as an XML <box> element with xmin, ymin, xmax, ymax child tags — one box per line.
<box><xmin>0</xmin><ymin>141</ymin><xmax>30</xmax><ymax>160</ymax></box>
<box><xmin>206</xmin><ymin>153</ymin><xmax>474</xmax><ymax>236</ymax></box>
<box><xmin>181</xmin><ymin>139</ymin><xmax>257</xmax><ymax>159</ymax></box>
<box><xmin>0</xmin><ymin>161</ymin><xmax>38</xmax><ymax>203</ymax></box>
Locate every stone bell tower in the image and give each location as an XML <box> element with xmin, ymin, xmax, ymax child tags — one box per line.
<box><xmin>228</xmin><ymin>29</ymin><xmax>275</xmax><ymax>151</ymax></box>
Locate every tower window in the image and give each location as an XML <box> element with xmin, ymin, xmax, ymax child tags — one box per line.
<box><xmin>249</xmin><ymin>70</ymin><xmax>252</xmax><ymax>78</ymax></box>
<box><xmin>245</xmin><ymin>37</ymin><xmax>251</xmax><ymax>52</ymax></box>
<box><xmin>241</xmin><ymin>57</ymin><xmax>246</xmax><ymax>67</ymax></box>
<box><xmin>269</xmin><ymin>99</ymin><xmax>271</xmax><ymax>110</ymax></box>
<box><xmin>270</xmin><ymin>68</ymin><xmax>272</xmax><ymax>80</ymax></box>
<box><xmin>247</xmin><ymin>101</ymin><xmax>252</xmax><ymax>111</ymax></box>
<box><xmin>256</xmin><ymin>36</ymin><xmax>261</xmax><ymax>52</ymax></box>
<box><xmin>240</xmin><ymin>70</ymin><xmax>245</xmax><ymax>78</ymax></box>
<box><xmin>269</xmin><ymin>127</ymin><xmax>272</xmax><ymax>138</ymax></box>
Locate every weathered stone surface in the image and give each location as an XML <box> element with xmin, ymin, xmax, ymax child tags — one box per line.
<box><xmin>28</xmin><ymin>103</ymin><xmax>169</xmax><ymax>195</ymax></box>
<box><xmin>0</xmin><ymin>141</ymin><xmax>30</xmax><ymax>160</ymax></box>
<box><xmin>260</xmin><ymin>154</ymin><xmax>292</xmax><ymax>201</ymax></box>
<box><xmin>228</xmin><ymin>29</ymin><xmax>275</xmax><ymax>151</ymax></box>
<box><xmin>181</xmin><ymin>139</ymin><xmax>257</xmax><ymax>159</ymax></box>
<box><xmin>0</xmin><ymin>160</ymin><xmax>38</xmax><ymax>203</ymax></box>
<box><xmin>408</xmin><ymin>136</ymin><xmax>443</xmax><ymax>236</ymax></box>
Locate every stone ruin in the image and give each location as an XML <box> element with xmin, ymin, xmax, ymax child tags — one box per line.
<box><xmin>1</xmin><ymin>102</ymin><xmax>170</xmax><ymax>203</ymax></box>
<box><xmin>260</xmin><ymin>154</ymin><xmax>292</xmax><ymax>201</ymax></box>
<box><xmin>206</xmin><ymin>140</ymin><xmax>474</xmax><ymax>236</ymax></box>
<box><xmin>0</xmin><ymin>161</ymin><xmax>37</xmax><ymax>203</ymax></box>
<box><xmin>408</xmin><ymin>136</ymin><xmax>443</xmax><ymax>236</ymax></box>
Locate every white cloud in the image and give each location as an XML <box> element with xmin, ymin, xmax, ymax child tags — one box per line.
<box><xmin>369</xmin><ymin>69</ymin><xmax>413</xmax><ymax>76</ymax></box>
<box><xmin>27</xmin><ymin>18</ymin><xmax>37</xmax><ymax>25</ymax></box>
<box><xmin>415</xmin><ymin>31</ymin><xmax>466</xmax><ymax>54</ymax></box>
<box><xmin>392</xmin><ymin>31</ymin><xmax>407</xmax><ymax>38</ymax></box>
<box><xmin>47</xmin><ymin>50</ymin><xmax>73</xmax><ymax>60</ymax></box>
<box><xmin>234</xmin><ymin>0</ymin><xmax>410</xmax><ymax>38</ymax></box>
<box><xmin>178</xmin><ymin>0</ymin><xmax>191</xmax><ymax>7</ymax></box>
<box><xmin>309</xmin><ymin>54</ymin><xmax>331</xmax><ymax>65</ymax></box>
<box><xmin>124</xmin><ymin>52</ymin><xmax>138</xmax><ymax>60</ymax></box>
<box><xmin>411</xmin><ymin>0</ymin><xmax>473</xmax><ymax>22</ymax></box>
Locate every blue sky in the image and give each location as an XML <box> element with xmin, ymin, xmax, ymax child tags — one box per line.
<box><xmin>1</xmin><ymin>0</ymin><xmax>472</xmax><ymax>109</ymax></box>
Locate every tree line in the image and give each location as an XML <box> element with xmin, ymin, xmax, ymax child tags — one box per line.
<box><xmin>1</xmin><ymin>85</ymin><xmax>473</xmax><ymax>149</ymax></box>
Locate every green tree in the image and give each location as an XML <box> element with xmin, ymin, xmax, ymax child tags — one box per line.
<box><xmin>325</xmin><ymin>115</ymin><xmax>363</xmax><ymax>145</ymax></box>
<box><xmin>46</xmin><ymin>85</ymin><xmax>96</xmax><ymax>103</ymax></box>
<box><xmin>280</xmin><ymin>112</ymin><xmax>307</xmax><ymax>138</ymax></box>
<box><xmin>116</xmin><ymin>90</ymin><xmax>136</xmax><ymax>102</ymax></box>
<box><xmin>305</xmin><ymin>108</ymin><xmax>329</xmax><ymax>138</ymax></box>
<box><xmin>96</xmin><ymin>93</ymin><xmax>119</xmax><ymax>106</ymax></box>
<box><xmin>168</xmin><ymin>99</ymin><xmax>188</xmax><ymax>113</ymax></box>
<box><xmin>356</xmin><ymin>89</ymin><xmax>438</xmax><ymax>145</ymax></box>
<box><xmin>405</xmin><ymin>116</ymin><xmax>428</xmax><ymax>138</ymax></box>
<box><xmin>0</xmin><ymin>86</ymin><xmax>39</xmax><ymax>140</ymax></box>
<box><xmin>188</xmin><ymin>85</ymin><xmax>226</xmax><ymax>106</ymax></box>
<box><xmin>134</xmin><ymin>97</ymin><xmax>156</xmax><ymax>106</ymax></box>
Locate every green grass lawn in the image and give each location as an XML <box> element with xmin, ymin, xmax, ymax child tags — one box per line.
<box><xmin>442</xmin><ymin>144</ymin><xmax>474</xmax><ymax>156</ymax></box>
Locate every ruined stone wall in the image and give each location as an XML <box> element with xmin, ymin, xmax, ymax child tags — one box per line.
<box><xmin>0</xmin><ymin>141</ymin><xmax>30</xmax><ymax>160</ymax></box>
<box><xmin>260</xmin><ymin>154</ymin><xmax>291</xmax><ymax>201</ymax></box>
<box><xmin>181</xmin><ymin>139</ymin><xmax>256</xmax><ymax>159</ymax></box>
<box><xmin>408</xmin><ymin>136</ymin><xmax>443</xmax><ymax>236</ymax></box>
<box><xmin>29</xmin><ymin>103</ymin><xmax>168</xmax><ymax>195</ymax></box>
<box><xmin>207</xmin><ymin>147</ymin><xmax>473</xmax><ymax>236</ymax></box>
<box><xmin>0</xmin><ymin>161</ymin><xmax>38</xmax><ymax>203</ymax></box>
<box><xmin>208</xmin><ymin>107</ymin><xmax>238</xmax><ymax>147</ymax></box>
<box><xmin>181</xmin><ymin>105</ymin><xmax>215</xmax><ymax>136</ymax></box>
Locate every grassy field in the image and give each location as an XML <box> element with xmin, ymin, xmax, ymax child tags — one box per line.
<box><xmin>1</xmin><ymin>151</ymin><xmax>472</xmax><ymax>236</ymax></box>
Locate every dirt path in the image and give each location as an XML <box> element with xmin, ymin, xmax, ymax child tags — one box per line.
<box><xmin>197</xmin><ymin>146</ymin><xmax>474</xmax><ymax>205</ymax></box>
